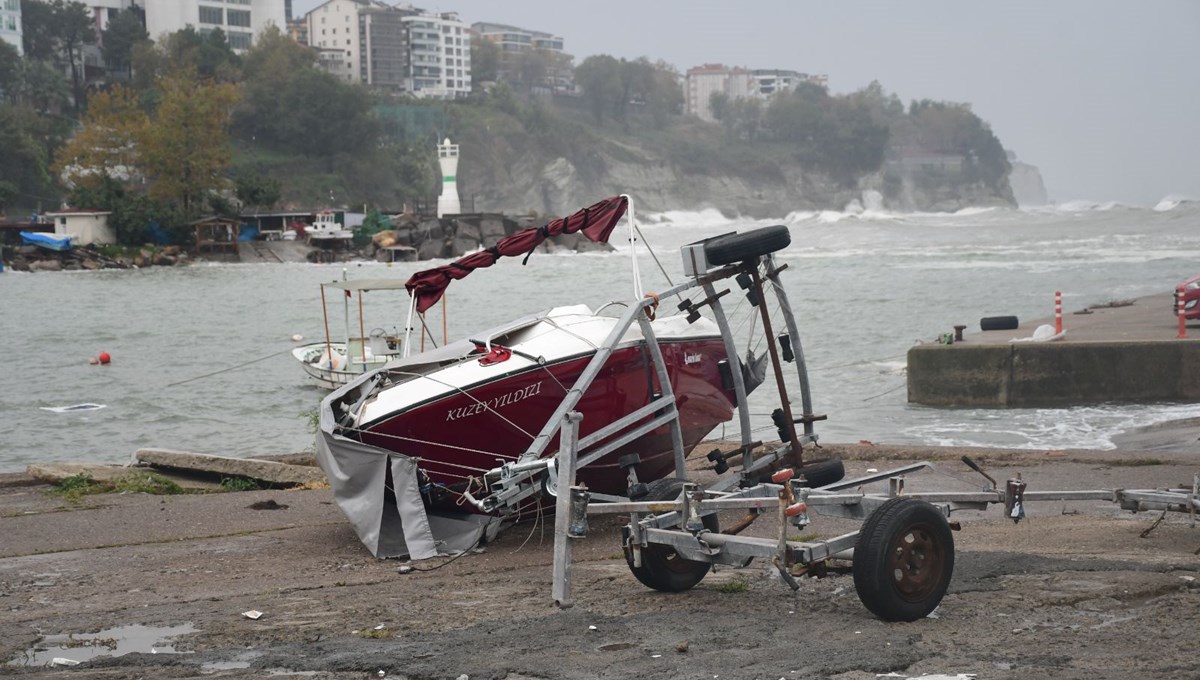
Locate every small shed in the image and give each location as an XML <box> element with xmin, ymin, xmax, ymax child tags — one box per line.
<box><xmin>192</xmin><ymin>216</ymin><xmax>240</xmax><ymax>257</ymax></box>
<box><xmin>45</xmin><ymin>210</ymin><xmax>115</xmax><ymax>246</ymax></box>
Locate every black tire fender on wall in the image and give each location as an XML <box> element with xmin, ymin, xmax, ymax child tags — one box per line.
<box><xmin>980</xmin><ymin>315</ymin><xmax>1019</xmax><ymax>331</ymax></box>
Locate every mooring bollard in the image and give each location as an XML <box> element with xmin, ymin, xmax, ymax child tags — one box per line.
<box><xmin>1179</xmin><ymin>285</ymin><xmax>1188</xmax><ymax>339</ymax></box>
<box><xmin>1055</xmin><ymin>290</ymin><xmax>1063</xmax><ymax>335</ymax></box>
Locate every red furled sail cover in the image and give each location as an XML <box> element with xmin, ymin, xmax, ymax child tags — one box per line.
<box><xmin>405</xmin><ymin>195</ymin><xmax>628</xmax><ymax>313</ymax></box>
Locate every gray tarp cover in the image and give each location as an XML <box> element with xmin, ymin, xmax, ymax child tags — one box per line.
<box><xmin>315</xmin><ymin>371</ymin><xmax>499</xmax><ymax>559</ymax></box>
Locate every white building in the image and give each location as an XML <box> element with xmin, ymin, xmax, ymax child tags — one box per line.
<box><xmin>47</xmin><ymin>210</ymin><xmax>116</xmax><ymax>246</ymax></box>
<box><xmin>305</xmin><ymin>1</ymin><xmax>469</xmax><ymax>98</ymax></box>
<box><xmin>0</xmin><ymin>0</ymin><xmax>21</xmax><ymax>56</ymax></box>
<box><xmin>307</xmin><ymin>0</ymin><xmax>373</xmax><ymax>83</ymax></box>
<box><xmin>685</xmin><ymin>64</ymin><xmax>754</xmax><ymax>123</ymax></box>
<box><xmin>686</xmin><ymin>64</ymin><xmax>830</xmax><ymax>122</ymax></box>
<box><xmin>401</xmin><ymin>11</ymin><xmax>470</xmax><ymax>99</ymax></box>
<box><xmin>142</xmin><ymin>0</ymin><xmax>286</xmax><ymax>51</ymax></box>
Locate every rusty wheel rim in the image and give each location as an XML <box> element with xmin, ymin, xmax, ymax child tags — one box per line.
<box><xmin>887</xmin><ymin>522</ymin><xmax>945</xmax><ymax>602</ymax></box>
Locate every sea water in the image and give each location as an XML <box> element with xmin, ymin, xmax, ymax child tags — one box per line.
<box><xmin>1</xmin><ymin>200</ymin><xmax>1198</xmax><ymax>472</ymax></box>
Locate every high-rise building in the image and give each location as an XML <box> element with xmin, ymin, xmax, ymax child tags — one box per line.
<box><xmin>402</xmin><ymin>11</ymin><xmax>470</xmax><ymax>98</ymax></box>
<box><xmin>0</xmin><ymin>0</ymin><xmax>22</xmax><ymax>56</ymax></box>
<box><xmin>306</xmin><ymin>1</ymin><xmax>469</xmax><ymax>98</ymax></box>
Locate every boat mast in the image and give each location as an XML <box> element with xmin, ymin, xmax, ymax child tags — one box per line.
<box><xmin>623</xmin><ymin>194</ymin><xmax>643</xmax><ymax>300</ymax></box>
<box><xmin>342</xmin><ymin>268</ymin><xmax>350</xmax><ymax>346</ymax></box>
<box><xmin>402</xmin><ymin>295</ymin><xmax>417</xmax><ymax>358</ymax></box>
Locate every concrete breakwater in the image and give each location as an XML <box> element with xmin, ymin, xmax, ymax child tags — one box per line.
<box><xmin>907</xmin><ymin>292</ymin><xmax>1200</xmax><ymax>407</ymax></box>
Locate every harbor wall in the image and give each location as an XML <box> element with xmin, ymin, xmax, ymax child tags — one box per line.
<box><xmin>907</xmin><ymin>340</ymin><xmax>1200</xmax><ymax>407</ymax></box>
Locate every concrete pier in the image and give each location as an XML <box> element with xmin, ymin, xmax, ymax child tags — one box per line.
<box><xmin>907</xmin><ymin>292</ymin><xmax>1200</xmax><ymax>406</ymax></box>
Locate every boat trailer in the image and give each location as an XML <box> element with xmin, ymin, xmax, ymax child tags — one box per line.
<box><xmin>457</xmin><ymin>226</ymin><xmax>1199</xmax><ymax>621</ymax></box>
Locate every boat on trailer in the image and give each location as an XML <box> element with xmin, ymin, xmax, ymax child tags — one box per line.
<box><xmin>315</xmin><ymin>195</ymin><xmax>786</xmax><ymax>558</ymax></box>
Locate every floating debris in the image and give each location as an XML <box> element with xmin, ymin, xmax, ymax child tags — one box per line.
<box><xmin>40</xmin><ymin>404</ymin><xmax>106</xmax><ymax>413</ymax></box>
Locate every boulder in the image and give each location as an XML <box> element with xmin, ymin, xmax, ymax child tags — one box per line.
<box><xmin>417</xmin><ymin>238</ymin><xmax>447</xmax><ymax>260</ymax></box>
<box><xmin>29</xmin><ymin>259</ymin><xmax>62</xmax><ymax>272</ymax></box>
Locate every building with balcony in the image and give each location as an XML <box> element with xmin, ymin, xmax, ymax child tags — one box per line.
<box><xmin>471</xmin><ymin>21</ymin><xmax>571</xmax><ymax>92</ymax></box>
<box><xmin>307</xmin><ymin>0</ymin><xmax>374</xmax><ymax>82</ymax></box>
<box><xmin>402</xmin><ymin>11</ymin><xmax>469</xmax><ymax>99</ymax></box>
<box><xmin>359</xmin><ymin>5</ymin><xmax>408</xmax><ymax>92</ymax></box>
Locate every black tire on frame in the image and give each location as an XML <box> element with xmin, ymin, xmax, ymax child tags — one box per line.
<box><xmin>623</xmin><ymin>478</ymin><xmax>719</xmax><ymax>593</ymax></box>
<box><xmin>752</xmin><ymin>457</ymin><xmax>846</xmax><ymax>488</ymax></box>
<box><xmin>703</xmin><ymin>225</ymin><xmax>792</xmax><ymax>266</ymax></box>
<box><xmin>979</xmin><ymin>315</ymin><xmax>1019</xmax><ymax>331</ymax></box>
<box><xmin>852</xmin><ymin>497</ymin><xmax>955</xmax><ymax>622</ymax></box>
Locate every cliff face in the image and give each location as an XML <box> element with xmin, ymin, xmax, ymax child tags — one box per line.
<box><xmin>1008</xmin><ymin>161</ymin><xmax>1050</xmax><ymax>206</ymax></box>
<box><xmin>459</xmin><ymin>136</ymin><xmax>1017</xmax><ymax>218</ymax></box>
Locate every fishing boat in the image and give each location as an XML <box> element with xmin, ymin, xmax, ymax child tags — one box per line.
<box><xmin>316</xmin><ymin>196</ymin><xmax>793</xmax><ymax>559</ymax></box>
<box><xmin>305</xmin><ymin>210</ymin><xmax>354</xmax><ymax>243</ymax></box>
<box><xmin>292</xmin><ymin>277</ymin><xmax>411</xmax><ymax>390</ymax></box>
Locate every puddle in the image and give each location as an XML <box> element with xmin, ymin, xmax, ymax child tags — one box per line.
<box><xmin>10</xmin><ymin>623</ymin><xmax>197</xmax><ymax>667</ymax></box>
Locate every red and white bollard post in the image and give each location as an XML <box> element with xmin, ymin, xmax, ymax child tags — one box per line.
<box><xmin>1179</xmin><ymin>285</ymin><xmax>1188</xmax><ymax>339</ymax></box>
<box><xmin>1054</xmin><ymin>291</ymin><xmax>1063</xmax><ymax>335</ymax></box>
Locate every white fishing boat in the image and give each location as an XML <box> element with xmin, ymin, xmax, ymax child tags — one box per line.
<box><xmin>305</xmin><ymin>210</ymin><xmax>353</xmax><ymax>243</ymax></box>
<box><xmin>292</xmin><ymin>277</ymin><xmax>413</xmax><ymax>390</ymax></box>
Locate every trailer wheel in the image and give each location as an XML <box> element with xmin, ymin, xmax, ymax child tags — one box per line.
<box><xmin>624</xmin><ymin>478</ymin><xmax>719</xmax><ymax>593</ymax></box>
<box><xmin>853</xmin><ymin>497</ymin><xmax>954</xmax><ymax>622</ymax></box>
<box><xmin>704</xmin><ymin>225</ymin><xmax>792</xmax><ymax>265</ymax></box>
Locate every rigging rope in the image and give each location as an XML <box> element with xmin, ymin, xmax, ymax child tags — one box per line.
<box><xmin>166</xmin><ymin>347</ymin><xmax>295</xmax><ymax>387</ymax></box>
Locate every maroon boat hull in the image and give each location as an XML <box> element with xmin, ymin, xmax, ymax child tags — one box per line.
<box><xmin>358</xmin><ymin>337</ymin><xmax>736</xmax><ymax>502</ymax></box>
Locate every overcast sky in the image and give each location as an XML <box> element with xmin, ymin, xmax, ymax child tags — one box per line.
<box><xmin>292</xmin><ymin>0</ymin><xmax>1200</xmax><ymax>206</ymax></box>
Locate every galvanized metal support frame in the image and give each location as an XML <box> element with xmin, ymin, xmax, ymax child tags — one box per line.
<box><xmin>477</xmin><ymin>264</ymin><xmax>744</xmax><ymax>514</ymax></box>
<box><xmin>551</xmin><ymin>411</ymin><xmax>583</xmax><ymax>608</ymax></box>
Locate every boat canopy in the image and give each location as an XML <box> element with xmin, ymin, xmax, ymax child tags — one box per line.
<box><xmin>20</xmin><ymin>231</ymin><xmax>73</xmax><ymax>251</ymax></box>
<box><xmin>405</xmin><ymin>195</ymin><xmax>629</xmax><ymax>313</ymax></box>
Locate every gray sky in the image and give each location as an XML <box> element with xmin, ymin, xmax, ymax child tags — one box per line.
<box><xmin>293</xmin><ymin>0</ymin><xmax>1200</xmax><ymax>206</ymax></box>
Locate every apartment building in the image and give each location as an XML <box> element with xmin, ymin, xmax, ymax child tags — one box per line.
<box><xmin>685</xmin><ymin>64</ymin><xmax>754</xmax><ymax>122</ymax></box>
<box><xmin>143</xmin><ymin>0</ymin><xmax>286</xmax><ymax>51</ymax></box>
<box><xmin>307</xmin><ymin>1</ymin><xmax>469</xmax><ymax>98</ymax></box>
<box><xmin>1</xmin><ymin>0</ymin><xmax>21</xmax><ymax>56</ymax></box>
<box><xmin>472</xmin><ymin>21</ymin><xmax>571</xmax><ymax>91</ymax></box>
<box><xmin>686</xmin><ymin>64</ymin><xmax>830</xmax><ymax>122</ymax></box>
<box><xmin>307</xmin><ymin>0</ymin><xmax>372</xmax><ymax>82</ymax></box>
<box><xmin>403</xmin><ymin>11</ymin><xmax>469</xmax><ymax>98</ymax></box>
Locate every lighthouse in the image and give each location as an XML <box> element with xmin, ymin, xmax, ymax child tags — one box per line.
<box><xmin>436</xmin><ymin>137</ymin><xmax>461</xmax><ymax>217</ymax></box>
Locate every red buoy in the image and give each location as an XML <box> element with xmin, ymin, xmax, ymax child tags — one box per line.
<box><xmin>98</xmin><ymin>352</ymin><xmax>112</xmax><ymax>365</ymax></box>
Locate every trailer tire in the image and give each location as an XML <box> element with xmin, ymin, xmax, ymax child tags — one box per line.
<box><xmin>624</xmin><ymin>478</ymin><xmax>718</xmax><ymax>593</ymax></box>
<box><xmin>703</xmin><ymin>225</ymin><xmax>791</xmax><ymax>265</ymax></box>
<box><xmin>853</xmin><ymin>497</ymin><xmax>954</xmax><ymax>622</ymax></box>
<box><xmin>979</xmin><ymin>315</ymin><xmax>1019</xmax><ymax>331</ymax></box>
<box><xmin>752</xmin><ymin>457</ymin><xmax>845</xmax><ymax>488</ymax></box>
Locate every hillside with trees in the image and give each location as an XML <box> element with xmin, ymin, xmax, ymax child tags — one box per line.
<box><xmin>1</xmin><ymin>4</ymin><xmax>1015</xmax><ymax>245</ymax></box>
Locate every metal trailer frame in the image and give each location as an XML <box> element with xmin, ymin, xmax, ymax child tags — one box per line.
<box><xmin>454</xmin><ymin>230</ymin><xmax>1199</xmax><ymax>619</ymax></box>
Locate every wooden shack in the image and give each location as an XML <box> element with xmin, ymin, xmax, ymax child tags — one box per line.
<box><xmin>192</xmin><ymin>217</ymin><xmax>240</xmax><ymax>258</ymax></box>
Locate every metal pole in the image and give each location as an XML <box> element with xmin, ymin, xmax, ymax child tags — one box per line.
<box><xmin>358</xmin><ymin>291</ymin><xmax>366</xmax><ymax>365</ymax></box>
<box><xmin>703</xmin><ymin>280</ymin><xmax>753</xmax><ymax>467</ymax></box>
<box><xmin>750</xmin><ymin>265</ymin><xmax>801</xmax><ymax>457</ymax></box>
<box><xmin>552</xmin><ymin>411</ymin><xmax>583</xmax><ymax>608</ymax></box>
<box><xmin>320</xmin><ymin>284</ymin><xmax>333</xmax><ymax>366</ymax></box>
<box><xmin>765</xmin><ymin>256</ymin><xmax>816</xmax><ymax>437</ymax></box>
<box><xmin>636</xmin><ymin>313</ymin><xmax>687</xmax><ymax>479</ymax></box>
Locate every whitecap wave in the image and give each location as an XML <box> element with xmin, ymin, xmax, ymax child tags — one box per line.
<box><xmin>1153</xmin><ymin>195</ymin><xmax>1198</xmax><ymax>212</ymax></box>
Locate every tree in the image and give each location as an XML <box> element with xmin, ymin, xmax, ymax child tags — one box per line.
<box><xmin>0</xmin><ymin>105</ymin><xmax>57</xmax><ymax>211</ymax></box>
<box><xmin>133</xmin><ymin>26</ymin><xmax>241</xmax><ymax>86</ymax></box>
<box><xmin>52</xmin><ymin>0</ymin><xmax>96</xmax><ymax>110</ymax></box>
<box><xmin>574</xmin><ymin>54</ymin><xmax>621</xmax><ymax>124</ymax></box>
<box><xmin>18</xmin><ymin>59</ymin><xmax>72</xmax><ymax>112</ymax></box>
<box><xmin>0</xmin><ymin>180</ymin><xmax>16</xmax><ymax>214</ymax></box>
<box><xmin>0</xmin><ymin>41</ymin><xmax>21</xmax><ymax>100</ymax></box>
<box><xmin>470</xmin><ymin>36</ymin><xmax>499</xmax><ymax>85</ymax></box>
<box><xmin>235</xmin><ymin>174</ymin><xmax>281</xmax><ymax>211</ymax></box>
<box><xmin>140</xmin><ymin>74</ymin><xmax>239</xmax><ymax>215</ymax></box>
<box><xmin>102</xmin><ymin>8</ymin><xmax>149</xmax><ymax>80</ymax></box>
<box><xmin>20</xmin><ymin>0</ymin><xmax>58</xmax><ymax>63</ymax></box>
<box><xmin>52</xmin><ymin>85</ymin><xmax>148</xmax><ymax>191</ymax></box>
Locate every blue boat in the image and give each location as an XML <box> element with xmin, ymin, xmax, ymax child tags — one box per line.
<box><xmin>20</xmin><ymin>231</ymin><xmax>73</xmax><ymax>252</ymax></box>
